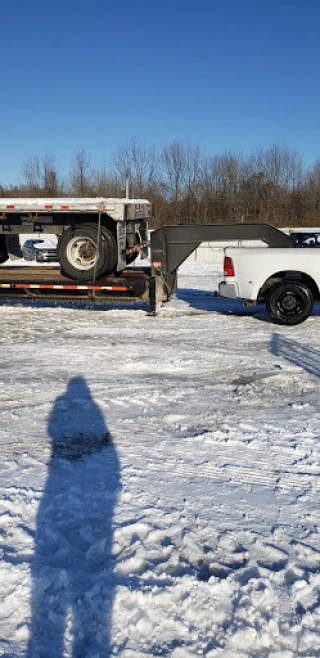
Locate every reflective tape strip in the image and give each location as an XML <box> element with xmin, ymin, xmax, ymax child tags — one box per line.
<box><xmin>106</xmin><ymin>286</ymin><xmax>130</xmax><ymax>291</ymax></box>
<box><xmin>0</xmin><ymin>282</ymin><xmax>131</xmax><ymax>291</ymax></box>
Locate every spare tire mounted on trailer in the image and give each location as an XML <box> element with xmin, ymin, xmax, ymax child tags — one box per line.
<box><xmin>58</xmin><ymin>223</ymin><xmax>117</xmax><ymax>280</ymax></box>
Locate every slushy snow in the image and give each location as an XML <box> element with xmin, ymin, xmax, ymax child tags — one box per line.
<box><xmin>0</xmin><ymin>261</ymin><xmax>320</xmax><ymax>657</ymax></box>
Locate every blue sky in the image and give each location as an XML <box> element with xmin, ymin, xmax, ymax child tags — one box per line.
<box><xmin>0</xmin><ymin>0</ymin><xmax>319</xmax><ymax>185</ymax></box>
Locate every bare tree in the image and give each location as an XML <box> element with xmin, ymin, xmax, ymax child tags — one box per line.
<box><xmin>42</xmin><ymin>155</ymin><xmax>59</xmax><ymax>196</ymax></box>
<box><xmin>91</xmin><ymin>164</ymin><xmax>122</xmax><ymax>197</ymax></box>
<box><xmin>160</xmin><ymin>141</ymin><xmax>203</xmax><ymax>222</ymax></box>
<box><xmin>4</xmin><ymin>140</ymin><xmax>320</xmax><ymax>226</ymax></box>
<box><xmin>70</xmin><ymin>149</ymin><xmax>94</xmax><ymax>196</ymax></box>
<box><xmin>22</xmin><ymin>155</ymin><xmax>60</xmax><ymax>196</ymax></box>
<box><xmin>199</xmin><ymin>151</ymin><xmax>247</xmax><ymax>222</ymax></box>
<box><xmin>23</xmin><ymin>156</ymin><xmax>42</xmax><ymax>195</ymax></box>
<box><xmin>303</xmin><ymin>160</ymin><xmax>320</xmax><ymax>225</ymax></box>
<box><xmin>112</xmin><ymin>139</ymin><xmax>157</xmax><ymax>197</ymax></box>
<box><xmin>160</xmin><ymin>140</ymin><xmax>187</xmax><ymax>208</ymax></box>
<box><xmin>246</xmin><ymin>145</ymin><xmax>305</xmax><ymax>223</ymax></box>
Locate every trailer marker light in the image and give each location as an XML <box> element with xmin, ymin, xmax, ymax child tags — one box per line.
<box><xmin>6</xmin><ymin>205</ymin><xmax>15</xmax><ymax>209</ymax></box>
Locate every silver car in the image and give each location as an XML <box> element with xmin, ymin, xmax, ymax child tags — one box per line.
<box><xmin>22</xmin><ymin>239</ymin><xmax>58</xmax><ymax>263</ymax></box>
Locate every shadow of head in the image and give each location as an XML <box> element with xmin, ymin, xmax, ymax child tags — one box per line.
<box><xmin>48</xmin><ymin>375</ymin><xmax>112</xmax><ymax>459</ymax></box>
<box><xmin>270</xmin><ymin>333</ymin><xmax>320</xmax><ymax>379</ymax></box>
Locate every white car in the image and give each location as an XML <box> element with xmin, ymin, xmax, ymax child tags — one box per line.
<box><xmin>22</xmin><ymin>239</ymin><xmax>58</xmax><ymax>263</ymax></box>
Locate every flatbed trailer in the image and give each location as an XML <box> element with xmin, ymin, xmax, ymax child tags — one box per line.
<box><xmin>0</xmin><ymin>223</ymin><xmax>294</xmax><ymax>314</ymax></box>
<box><xmin>0</xmin><ymin>196</ymin><xmax>151</xmax><ymax>280</ymax></box>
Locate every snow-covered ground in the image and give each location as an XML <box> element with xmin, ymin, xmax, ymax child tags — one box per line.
<box><xmin>1</xmin><ymin>261</ymin><xmax>320</xmax><ymax>658</ymax></box>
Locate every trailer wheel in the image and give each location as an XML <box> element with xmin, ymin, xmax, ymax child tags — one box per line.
<box><xmin>99</xmin><ymin>227</ymin><xmax>117</xmax><ymax>275</ymax></box>
<box><xmin>0</xmin><ymin>235</ymin><xmax>8</xmax><ymax>264</ymax></box>
<box><xmin>266</xmin><ymin>281</ymin><xmax>314</xmax><ymax>325</ymax></box>
<box><xmin>58</xmin><ymin>224</ymin><xmax>116</xmax><ymax>280</ymax></box>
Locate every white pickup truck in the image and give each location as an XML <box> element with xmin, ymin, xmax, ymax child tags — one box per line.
<box><xmin>219</xmin><ymin>245</ymin><xmax>320</xmax><ymax>325</ymax></box>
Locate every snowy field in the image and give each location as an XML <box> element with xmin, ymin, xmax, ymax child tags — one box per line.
<box><xmin>1</xmin><ymin>261</ymin><xmax>320</xmax><ymax>657</ymax></box>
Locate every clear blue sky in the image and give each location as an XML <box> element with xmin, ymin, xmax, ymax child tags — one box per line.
<box><xmin>0</xmin><ymin>0</ymin><xmax>319</xmax><ymax>185</ymax></box>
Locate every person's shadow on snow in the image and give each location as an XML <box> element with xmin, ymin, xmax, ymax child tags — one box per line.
<box><xmin>26</xmin><ymin>376</ymin><xmax>120</xmax><ymax>658</ymax></box>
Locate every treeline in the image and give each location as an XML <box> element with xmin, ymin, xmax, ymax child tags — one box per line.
<box><xmin>1</xmin><ymin>141</ymin><xmax>320</xmax><ymax>228</ymax></box>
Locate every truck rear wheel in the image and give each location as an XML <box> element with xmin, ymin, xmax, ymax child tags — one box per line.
<box><xmin>58</xmin><ymin>224</ymin><xmax>117</xmax><ymax>281</ymax></box>
<box><xmin>266</xmin><ymin>281</ymin><xmax>314</xmax><ymax>325</ymax></box>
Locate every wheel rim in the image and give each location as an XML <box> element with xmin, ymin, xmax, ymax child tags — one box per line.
<box><xmin>276</xmin><ymin>291</ymin><xmax>304</xmax><ymax>318</ymax></box>
<box><xmin>66</xmin><ymin>237</ymin><xmax>98</xmax><ymax>270</ymax></box>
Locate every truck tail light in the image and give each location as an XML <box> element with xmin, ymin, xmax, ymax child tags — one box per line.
<box><xmin>224</xmin><ymin>256</ymin><xmax>234</xmax><ymax>277</ymax></box>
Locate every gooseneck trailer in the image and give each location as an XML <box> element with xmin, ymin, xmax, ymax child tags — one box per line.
<box><xmin>0</xmin><ymin>196</ymin><xmax>295</xmax><ymax>313</ymax></box>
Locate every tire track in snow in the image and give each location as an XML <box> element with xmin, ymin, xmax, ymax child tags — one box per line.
<box><xmin>124</xmin><ymin>454</ymin><xmax>320</xmax><ymax>491</ymax></box>
<box><xmin>2</xmin><ymin>423</ymin><xmax>320</xmax><ymax>494</ymax></box>
<box><xmin>115</xmin><ymin>423</ymin><xmax>320</xmax><ymax>494</ymax></box>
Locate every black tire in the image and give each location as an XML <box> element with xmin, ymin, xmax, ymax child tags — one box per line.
<box><xmin>99</xmin><ymin>226</ymin><xmax>117</xmax><ymax>275</ymax></box>
<box><xmin>0</xmin><ymin>235</ymin><xmax>8</xmax><ymax>264</ymax></box>
<box><xmin>266</xmin><ymin>281</ymin><xmax>314</xmax><ymax>325</ymax></box>
<box><xmin>58</xmin><ymin>224</ymin><xmax>117</xmax><ymax>281</ymax></box>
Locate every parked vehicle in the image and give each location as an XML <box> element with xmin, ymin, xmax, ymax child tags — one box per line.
<box><xmin>290</xmin><ymin>231</ymin><xmax>320</xmax><ymax>247</ymax></box>
<box><xmin>219</xmin><ymin>240</ymin><xmax>320</xmax><ymax>325</ymax></box>
<box><xmin>22</xmin><ymin>239</ymin><xmax>58</xmax><ymax>263</ymax></box>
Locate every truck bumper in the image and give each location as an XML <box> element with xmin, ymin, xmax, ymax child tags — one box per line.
<box><xmin>218</xmin><ymin>281</ymin><xmax>239</xmax><ymax>298</ymax></box>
